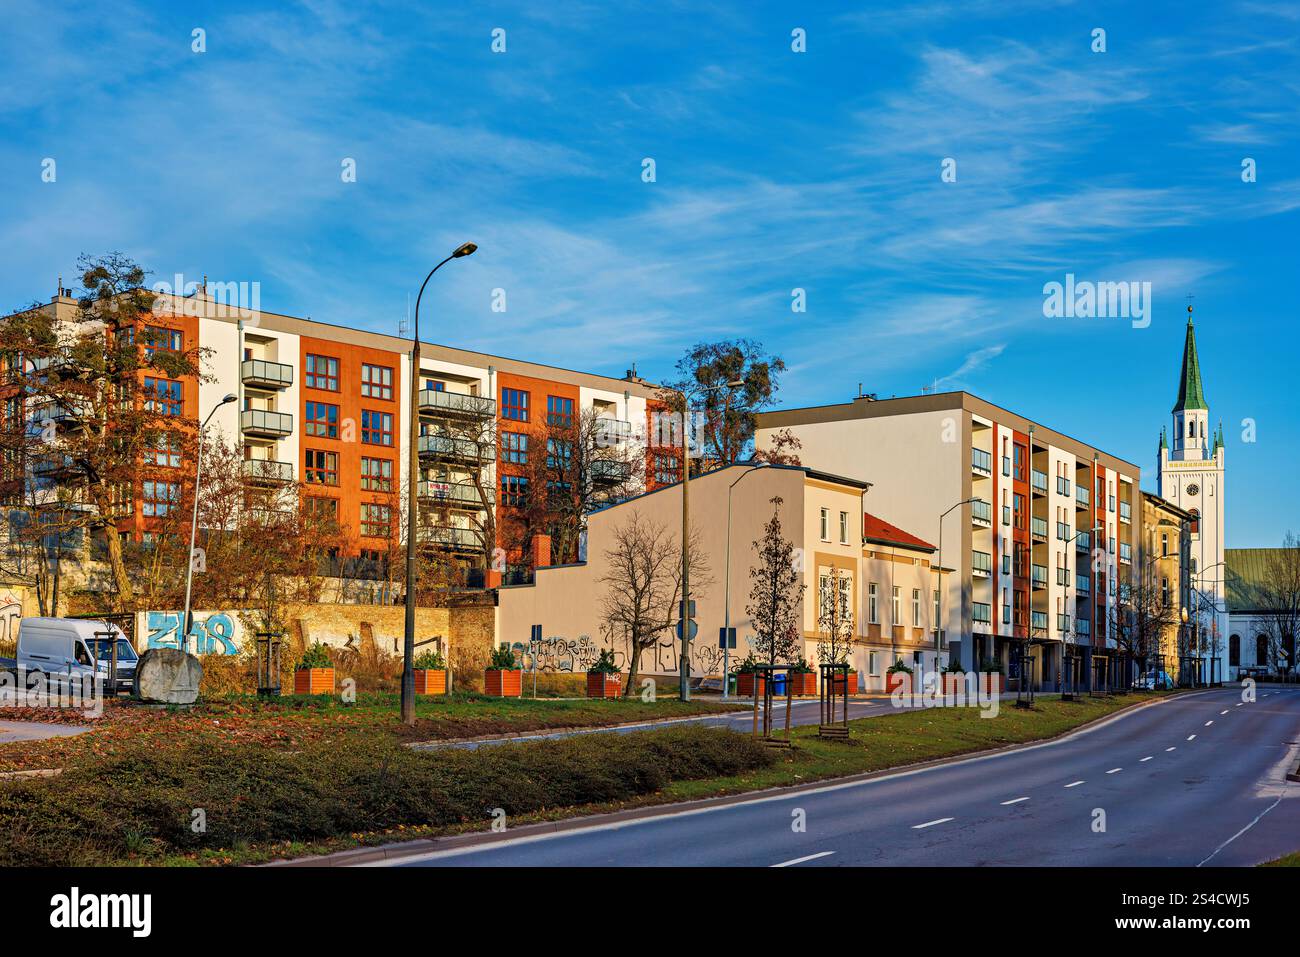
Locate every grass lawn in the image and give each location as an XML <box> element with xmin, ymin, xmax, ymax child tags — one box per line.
<box><xmin>1262</xmin><ymin>851</ymin><xmax>1300</xmax><ymax>867</ymax></box>
<box><xmin>0</xmin><ymin>691</ymin><xmax>744</xmax><ymax>774</ymax></box>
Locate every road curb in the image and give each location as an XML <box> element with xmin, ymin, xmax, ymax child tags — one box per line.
<box><xmin>269</xmin><ymin>690</ymin><xmax>1193</xmax><ymax>868</ymax></box>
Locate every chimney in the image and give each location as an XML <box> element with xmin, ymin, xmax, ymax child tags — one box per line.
<box><xmin>532</xmin><ymin>533</ymin><xmax>552</xmax><ymax>570</ymax></box>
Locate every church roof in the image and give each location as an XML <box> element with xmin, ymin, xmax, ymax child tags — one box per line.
<box><xmin>1172</xmin><ymin>309</ymin><xmax>1208</xmax><ymax>413</ymax></box>
<box><xmin>1225</xmin><ymin>548</ymin><xmax>1287</xmax><ymax>613</ymax></box>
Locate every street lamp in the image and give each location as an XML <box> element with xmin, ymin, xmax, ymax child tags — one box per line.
<box><xmin>721</xmin><ymin>462</ymin><xmax>768</xmax><ymax>699</ymax></box>
<box><xmin>181</xmin><ymin>392</ymin><xmax>238</xmax><ymax>653</ymax></box>
<box><xmin>677</xmin><ymin>378</ymin><xmax>742</xmax><ymax>702</ymax></box>
<box><xmin>937</xmin><ymin>497</ymin><xmax>984</xmax><ymax>672</ymax></box>
<box><xmin>402</xmin><ymin>241</ymin><xmax>477</xmax><ymax>726</ymax></box>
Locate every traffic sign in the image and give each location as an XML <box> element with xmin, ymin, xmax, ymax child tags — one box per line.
<box><xmin>676</xmin><ymin>619</ymin><xmax>699</xmax><ymax>641</ymax></box>
<box><xmin>679</xmin><ymin>599</ymin><xmax>696</xmax><ymax>619</ymax></box>
<box><xmin>719</xmin><ymin>627</ymin><xmax>736</xmax><ymax>649</ymax></box>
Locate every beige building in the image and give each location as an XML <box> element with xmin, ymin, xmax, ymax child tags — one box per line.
<box><xmin>1140</xmin><ymin>491</ymin><xmax>1193</xmax><ymax>677</ymax></box>
<box><xmin>496</xmin><ymin>462</ymin><xmax>942</xmax><ymax>691</ymax></box>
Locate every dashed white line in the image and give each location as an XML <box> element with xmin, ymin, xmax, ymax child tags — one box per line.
<box><xmin>1236</xmin><ymin>702</ymin><xmax>1244</xmax><ymax>707</ymax></box>
<box><xmin>1220</xmin><ymin>710</ymin><xmax>1229</xmax><ymax>715</ymax></box>
<box><xmin>1205</xmin><ymin>720</ymin><xmax>1214</xmax><ymax>726</ymax></box>
<box><xmin>1064</xmin><ymin>780</ymin><xmax>1085</xmax><ymax>788</ymax></box>
<box><xmin>1001</xmin><ymin>797</ymin><xmax>1030</xmax><ymax>805</ymax></box>
<box><xmin>772</xmin><ymin>851</ymin><xmax>834</xmax><ymax>868</ymax></box>
<box><xmin>913</xmin><ymin>817</ymin><xmax>954</xmax><ymax>829</ymax></box>
<box><xmin>1187</xmin><ymin>734</ymin><xmax>1197</xmax><ymax>741</ymax></box>
<box><xmin>1106</xmin><ymin>768</ymin><xmax>1123</xmax><ymax>774</ymax></box>
<box><xmin>1140</xmin><ymin>756</ymin><xmax>1154</xmax><ymax>762</ymax></box>
<box><xmin>1166</xmin><ymin>747</ymin><xmax>1176</xmax><ymax>752</ymax></box>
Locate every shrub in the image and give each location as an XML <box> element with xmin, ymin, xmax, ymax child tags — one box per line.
<box><xmin>296</xmin><ymin>643</ymin><xmax>333</xmax><ymax>671</ymax></box>
<box><xmin>413</xmin><ymin>650</ymin><xmax>446</xmax><ymax>670</ymax></box>
<box><xmin>789</xmin><ymin>656</ymin><xmax>814</xmax><ymax>675</ymax></box>
<box><xmin>886</xmin><ymin>659</ymin><xmax>914</xmax><ymax>675</ymax></box>
<box><xmin>944</xmin><ymin>658</ymin><xmax>965</xmax><ymax>674</ymax></box>
<box><xmin>735</xmin><ymin>653</ymin><xmax>759</xmax><ymax>674</ymax></box>
<box><xmin>488</xmin><ymin>645</ymin><xmax>517</xmax><ymax>670</ymax></box>
<box><xmin>980</xmin><ymin>658</ymin><xmax>1004</xmax><ymax>674</ymax></box>
<box><xmin>587</xmin><ymin>649</ymin><xmax>619</xmax><ymax>675</ymax></box>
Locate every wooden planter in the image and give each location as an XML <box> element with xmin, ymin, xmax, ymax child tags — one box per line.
<box><xmin>586</xmin><ymin>672</ymin><xmax>622</xmax><ymax>699</ymax></box>
<box><xmin>886</xmin><ymin>671</ymin><xmax>913</xmax><ymax>694</ymax></box>
<box><xmin>735</xmin><ymin>673</ymin><xmax>766</xmax><ymax>697</ymax></box>
<box><xmin>790</xmin><ymin>672</ymin><xmax>817</xmax><ymax>696</ymax></box>
<box><xmin>294</xmin><ymin>667</ymin><xmax>335</xmax><ymax>695</ymax></box>
<box><xmin>831</xmin><ymin>670</ymin><xmax>859</xmax><ymax>695</ymax></box>
<box><xmin>485</xmin><ymin>668</ymin><xmax>523</xmax><ymax>698</ymax></box>
<box><xmin>414</xmin><ymin>669</ymin><xmax>448</xmax><ymax>695</ymax></box>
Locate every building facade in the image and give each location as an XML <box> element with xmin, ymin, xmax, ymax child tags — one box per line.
<box><xmin>756</xmin><ymin>391</ymin><xmax>1142</xmax><ymax>689</ymax></box>
<box><xmin>1225</xmin><ymin>547</ymin><xmax>1297</xmax><ymax>680</ymax></box>
<box><xmin>1139</xmin><ymin>490</ymin><xmax>1193</xmax><ymax>678</ymax></box>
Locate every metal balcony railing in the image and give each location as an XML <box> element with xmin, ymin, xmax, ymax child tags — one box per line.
<box><xmin>971</xmin><ymin>499</ymin><xmax>992</xmax><ymax>524</ymax></box>
<box><xmin>591</xmin><ymin>459</ymin><xmax>631</xmax><ymax>483</ymax></box>
<box><xmin>1076</xmin><ymin>486</ymin><xmax>1090</xmax><ymax>509</ymax></box>
<box><xmin>418</xmin><ymin>481</ymin><xmax>491</xmax><ymax>508</ymax></box>
<box><xmin>1031</xmin><ymin>469</ymin><xmax>1048</xmax><ymax>494</ymax></box>
<box><xmin>418</xmin><ymin>433</ymin><xmax>487</xmax><ymax>462</ymax></box>
<box><xmin>241</xmin><ymin>459</ymin><xmax>294</xmax><ymax>484</ymax></box>
<box><xmin>241</xmin><ymin>358</ymin><xmax>293</xmax><ymax>389</ymax></box>
<box><xmin>416</xmin><ymin>524</ymin><xmax>481</xmax><ymax>551</ymax></box>
<box><xmin>418</xmin><ymin>389</ymin><xmax>495</xmax><ymax>418</ymax></box>
<box><xmin>593</xmin><ymin>417</ymin><xmax>634</xmax><ymax>447</ymax></box>
<box><xmin>241</xmin><ymin>408</ymin><xmax>293</xmax><ymax>438</ymax></box>
<box><xmin>971</xmin><ymin>448</ymin><xmax>992</xmax><ymax>475</ymax></box>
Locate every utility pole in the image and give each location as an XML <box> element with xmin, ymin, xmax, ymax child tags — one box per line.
<box><xmin>679</xmin><ymin>394</ymin><xmax>692</xmax><ymax>702</ymax></box>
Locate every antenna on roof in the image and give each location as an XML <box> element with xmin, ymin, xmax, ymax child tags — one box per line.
<box><xmin>398</xmin><ymin>293</ymin><xmax>410</xmax><ymax>339</ymax></box>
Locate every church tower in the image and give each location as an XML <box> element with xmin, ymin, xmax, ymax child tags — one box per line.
<box><xmin>1158</xmin><ymin>305</ymin><xmax>1227</xmax><ymax>679</ymax></box>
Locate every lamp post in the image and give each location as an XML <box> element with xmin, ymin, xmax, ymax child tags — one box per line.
<box><xmin>181</xmin><ymin>393</ymin><xmax>237</xmax><ymax>653</ymax></box>
<box><xmin>402</xmin><ymin>241</ymin><xmax>477</xmax><ymax>726</ymax></box>
<box><xmin>722</xmin><ymin>462</ymin><xmax>767</xmax><ymax>699</ymax></box>
<box><xmin>937</xmin><ymin>497</ymin><xmax>984</xmax><ymax>673</ymax></box>
<box><xmin>1190</xmin><ymin>560</ymin><xmax>1226</xmax><ymax>685</ymax></box>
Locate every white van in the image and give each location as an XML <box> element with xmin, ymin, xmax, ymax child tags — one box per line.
<box><xmin>16</xmin><ymin>617</ymin><xmax>138</xmax><ymax>694</ymax></box>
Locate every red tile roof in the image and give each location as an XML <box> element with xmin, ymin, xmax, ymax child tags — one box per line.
<box><xmin>863</xmin><ymin>513</ymin><xmax>935</xmax><ymax>552</ymax></box>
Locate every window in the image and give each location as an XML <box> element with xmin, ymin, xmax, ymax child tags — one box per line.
<box><xmin>1229</xmin><ymin>634</ymin><xmax>1240</xmax><ymax>667</ymax></box>
<box><xmin>973</xmin><ymin>602</ymin><xmax>991</xmax><ymax>624</ymax></box>
<box><xmin>933</xmin><ymin>589</ymin><xmax>940</xmax><ymax>632</ymax></box>
<box><xmin>361</xmin><ymin>363</ymin><xmax>393</xmax><ymax>400</ymax></box>
<box><xmin>305</xmin><ymin>449</ymin><xmax>338</xmax><ymax>485</ymax></box>
<box><xmin>361</xmin><ymin>457</ymin><xmax>392</xmax><ymax>492</ymax></box>
<box><xmin>305</xmin><ymin>354</ymin><xmax>339</xmax><ymax>391</ymax></box>
<box><xmin>820</xmin><ymin>508</ymin><xmax>830</xmax><ymax>541</ymax></box>
<box><xmin>361</xmin><ymin>409</ymin><xmax>393</xmax><ymax>446</ymax></box>
<box><xmin>1256</xmin><ymin>635</ymin><xmax>1268</xmax><ymax>666</ymax></box>
<box><xmin>1012</xmin><ymin>493</ymin><xmax>1025</xmax><ymax>530</ymax></box>
<box><xmin>146</xmin><ymin>432</ymin><xmax>181</xmax><ymax>468</ymax></box>
<box><xmin>546</xmin><ymin>395</ymin><xmax>574</xmax><ymax>428</ymax></box>
<box><xmin>360</xmin><ymin>503</ymin><xmax>391</xmax><ymax>538</ymax></box>
<box><xmin>1161</xmin><ymin>532</ymin><xmax>1168</xmax><ymax>556</ymax></box>
<box><xmin>912</xmin><ymin>588</ymin><xmax>921</xmax><ymax>626</ymax></box>
<box><xmin>546</xmin><ymin>438</ymin><xmax>573</xmax><ymax>470</ymax></box>
<box><xmin>868</xmin><ymin>651</ymin><xmax>880</xmax><ymax>676</ymax></box>
<box><xmin>891</xmin><ymin>585</ymin><xmax>900</xmax><ymax>625</ymax></box>
<box><xmin>305</xmin><ymin>401</ymin><xmax>339</xmax><ymax>438</ymax></box>
<box><xmin>501</xmin><ymin>475</ymin><xmax>529</xmax><ymax>507</ymax></box>
<box><xmin>1013</xmin><ymin>444</ymin><xmax>1025</xmax><ymax>480</ymax></box>
<box><xmin>653</xmin><ymin>453</ymin><xmax>679</xmax><ymax>485</ymax></box>
<box><xmin>306</xmin><ymin>496</ymin><xmax>338</xmax><ymax>520</ymax></box>
<box><xmin>1002</xmin><ymin>505</ymin><xmax>1011</xmax><ymax>526</ymax></box>
<box><xmin>868</xmin><ymin>583</ymin><xmax>878</xmax><ymax>624</ymax></box>
<box><xmin>1188</xmin><ymin>508</ymin><xmax>1200</xmax><ymax>535</ymax></box>
<box><xmin>423</xmin><ymin>378</ymin><xmax>445</xmax><ymax>392</ymax></box>
<box><xmin>142</xmin><ymin>480</ymin><xmax>179</xmax><ymax>517</ymax></box>
<box><xmin>501</xmin><ymin>388</ymin><xmax>529</xmax><ymax>421</ymax></box>
<box><xmin>839</xmin><ymin>511</ymin><xmax>849</xmax><ymax>545</ymax></box>
<box><xmin>143</xmin><ymin>325</ymin><xmax>181</xmax><ymax>356</ymax></box>
<box><xmin>143</xmin><ymin>377</ymin><xmax>182</xmax><ymax>417</ymax></box>
<box><xmin>500</xmin><ymin>431</ymin><xmax>528</xmax><ymax>465</ymax></box>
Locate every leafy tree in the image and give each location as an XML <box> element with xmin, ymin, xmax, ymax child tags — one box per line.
<box><xmin>746</xmin><ymin>496</ymin><xmax>804</xmax><ymax>666</ymax></box>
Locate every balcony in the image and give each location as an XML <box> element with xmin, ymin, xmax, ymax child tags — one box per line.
<box><xmin>1076</xmin><ymin>617</ymin><xmax>1090</xmax><ymax>637</ymax></box>
<box><xmin>1031</xmin><ymin>564</ymin><xmax>1048</xmax><ymax>590</ymax></box>
<box><xmin>241</xmin><ymin>359</ymin><xmax>293</xmax><ymax>390</ymax></box>
<box><xmin>1031</xmin><ymin>610</ymin><xmax>1048</xmax><ymax>634</ymax></box>
<box><xmin>1031</xmin><ymin>516</ymin><xmax>1048</xmax><ymax>542</ymax></box>
<box><xmin>241</xmin><ymin>408</ymin><xmax>293</xmax><ymax>439</ymax></box>
<box><xmin>418</xmin><ymin>389</ymin><xmax>495</xmax><ymax>419</ymax></box>
<box><xmin>1076</xmin><ymin>486</ymin><xmax>1090</xmax><ymax>510</ymax></box>
<box><xmin>972</xmin><ymin>550</ymin><xmax>992</xmax><ymax>578</ymax></box>
<box><xmin>1076</xmin><ymin>574</ymin><xmax>1091</xmax><ymax>595</ymax></box>
<box><xmin>594</xmin><ymin>418</ymin><xmax>633</xmax><ymax>447</ymax></box>
<box><xmin>591</xmin><ymin>459</ymin><xmax>631</xmax><ymax>484</ymax></box>
<box><xmin>418</xmin><ymin>433</ymin><xmax>488</xmax><ymax>463</ymax></box>
<box><xmin>241</xmin><ymin>459</ymin><xmax>294</xmax><ymax>485</ymax></box>
<box><xmin>971</xmin><ymin>499</ymin><xmax>992</xmax><ymax>527</ymax></box>
<box><xmin>1119</xmin><ymin>543</ymin><xmax>1132</xmax><ymax>565</ymax></box>
<box><xmin>416</xmin><ymin>524</ymin><xmax>481</xmax><ymax>552</ymax></box>
<box><xmin>418</xmin><ymin>481</ymin><xmax>491</xmax><ymax>509</ymax></box>
<box><xmin>971</xmin><ymin>447</ymin><xmax>992</xmax><ymax>477</ymax></box>
<box><xmin>1075</xmin><ymin>531</ymin><xmax>1090</xmax><ymax>552</ymax></box>
<box><xmin>1119</xmin><ymin>501</ymin><xmax>1131</xmax><ymax>525</ymax></box>
<box><xmin>1031</xmin><ymin>469</ymin><xmax>1048</xmax><ymax>496</ymax></box>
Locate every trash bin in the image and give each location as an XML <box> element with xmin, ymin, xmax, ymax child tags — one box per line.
<box><xmin>772</xmin><ymin>672</ymin><xmax>788</xmax><ymax>696</ymax></box>
<box><xmin>726</xmin><ymin>673</ymin><xmax>737</xmax><ymax>696</ymax></box>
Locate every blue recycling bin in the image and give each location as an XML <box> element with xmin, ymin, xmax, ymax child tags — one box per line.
<box><xmin>772</xmin><ymin>672</ymin><xmax>788</xmax><ymax>696</ymax></box>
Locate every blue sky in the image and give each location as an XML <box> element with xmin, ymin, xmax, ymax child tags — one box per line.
<box><xmin>1</xmin><ymin>0</ymin><xmax>1296</xmax><ymax>544</ymax></box>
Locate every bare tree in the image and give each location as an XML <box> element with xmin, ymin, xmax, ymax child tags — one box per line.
<box><xmin>1109</xmin><ymin>558</ymin><xmax>1181</xmax><ymax>665</ymax></box>
<box><xmin>419</xmin><ymin>399</ymin><xmax>498</xmax><ymax>576</ymax></box>
<box><xmin>816</xmin><ymin>567</ymin><xmax>853</xmax><ymax>666</ymax></box>
<box><xmin>746</xmin><ymin>496</ymin><xmax>805</xmax><ymax>666</ymax></box>
<box><xmin>1257</xmin><ymin>532</ymin><xmax>1300</xmax><ymax>676</ymax></box>
<box><xmin>597</xmin><ymin>510</ymin><xmax>710</xmax><ymax>697</ymax></box>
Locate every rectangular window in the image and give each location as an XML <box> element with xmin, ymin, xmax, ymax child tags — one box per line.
<box><xmin>146</xmin><ymin>432</ymin><xmax>181</xmax><ymax>468</ymax></box>
<box><xmin>361</xmin><ymin>457</ymin><xmax>392</xmax><ymax>492</ymax></box>
<box><xmin>839</xmin><ymin>511</ymin><xmax>849</xmax><ymax>545</ymax></box>
<box><xmin>305</xmin><ymin>354</ymin><xmax>339</xmax><ymax>391</ymax></box>
<box><xmin>973</xmin><ymin>602</ymin><xmax>991</xmax><ymax>624</ymax></box>
<box><xmin>306</xmin><ymin>496</ymin><xmax>338</xmax><ymax>520</ymax></box>
<box><xmin>891</xmin><ymin>585</ymin><xmax>900</xmax><ymax>625</ymax></box>
<box><xmin>653</xmin><ymin>453</ymin><xmax>679</xmax><ymax>485</ymax></box>
<box><xmin>361</xmin><ymin>363</ymin><xmax>393</xmax><ymax>400</ymax></box>
<box><xmin>546</xmin><ymin>438</ymin><xmax>573</xmax><ymax>471</ymax></box>
<box><xmin>501</xmin><ymin>388</ymin><xmax>529</xmax><ymax>421</ymax></box>
<box><xmin>501</xmin><ymin>475</ymin><xmax>529</xmax><ymax>507</ymax></box>
<box><xmin>305</xmin><ymin>449</ymin><xmax>338</xmax><ymax>486</ymax></box>
<box><xmin>305</xmin><ymin>401</ymin><xmax>339</xmax><ymax>438</ymax></box>
<box><xmin>868</xmin><ymin>583</ymin><xmax>878</xmax><ymax>624</ymax></box>
<box><xmin>868</xmin><ymin>651</ymin><xmax>880</xmax><ymax>677</ymax></box>
<box><xmin>933</xmin><ymin>589</ymin><xmax>940</xmax><ymax>631</ymax></box>
<box><xmin>143</xmin><ymin>377</ymin><xmax>182</xmax><ymax>417</ymax></box>
<box><xmin>1012</xmin><ymin>493</ymin><xmax>1025</xmax><ymax>529</ymax></box>
<box><xmin>361</xmin><ymin>409</ymin><xmax>393</xmax><ymax>446</ymax></box>
<box><xmin>142</xmin><ymin>480</ymin><xmax>179</xmax><ymax>517</ymax></box>
<box><xmin>820</xmin><ymin>508</ymin><xmax>830</xmax><ymax>541</ymax></box>
<box><xmin>912</xmin><ymin>588</ymin><xmax>921</xmax><ymax>626</ymax></box>
<box><xmin>360</xmin><ymin>502</ymin><xmax>391</xmax><ymax>538</ymax></box>
<box><xmin>143</xmin><ymin>325</ymin><xmax>182</xmax><ymax>356</ymax></box>
<box><xmin>546</xmin><ymin>395</ymin><xmax>574</xmax><ymax>428</ymax></box>
<box><xmin>500</xmin><ymin>431</ymin><xmax>528</xmax><ymax>465</ymax></box>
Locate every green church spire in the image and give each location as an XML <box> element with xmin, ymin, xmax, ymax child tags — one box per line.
<box><xmin>1172</xmin><ymin>305</ymin><xmax>1208</xmax><ymax>413</ymax></box>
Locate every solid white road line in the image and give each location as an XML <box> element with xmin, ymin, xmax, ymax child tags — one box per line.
<box><xmin>1001</xmin><ymin>797</ymin><xmax>1030</xmax><ymax>805</ymax></box>
<box><xmin>1064</xmin><ymin>780</ymin><xmax>1085</xmax><ymax>788</ymax></box>
<box><xmin>772</xmin><ymin>851</ymin><xmax>834</xmax><ymax>867</ymax></box>
<box><xmin>1140</xmin><ymin>756</ymin><xmax>1153</xmax><ymax>762</ymax></box>
<box><xmin>913</xmin><ymin>817</ymin><xmax>954</xmax><ymax>829</ymax></box>
<box><xmin>1197</xmin><ymin>796</ymin><xmax>1284</xmax><ymax>867</ymax></box>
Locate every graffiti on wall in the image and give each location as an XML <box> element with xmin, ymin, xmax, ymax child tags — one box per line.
<box><xmin>504</xmin><ymin>632</ymin><xmax>733</xmax><ymax>676</ymax></box>
<box><xmin>145</xmin><ymin>611</ymin><xmax>244</xmax><ymax>656</ymax></box>
<box><xmin>0</xmin><ymin>593</ymin><xmax>22</xmax><ymax>645</ymax></box>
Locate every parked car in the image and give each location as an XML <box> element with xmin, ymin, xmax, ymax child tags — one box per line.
<box><xmin>11</xmin><ymin>617</ymin><xmax>137</xmax><ymax>694</ymax></box>
<box><xmin>1134</xmin><ymin>669</ymin><xmax>1173</xmax><ymax>690</ymax></box>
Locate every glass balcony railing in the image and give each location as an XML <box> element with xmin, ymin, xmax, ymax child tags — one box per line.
<box><xmin>240</xmin><ymin>358</ymin><xmax>293</xmax><ymax>389</ymax></box>
<box><xmin>1076</xmin><ymin>574</ymin><xmax>1091</xmax><ymax>594</ymax></box>
<box><xmin>1075</xmin><ymin>531</ymin><xmax>1090</xmax><ymax>551</ymax></box>
<box><xmin>971</xmin><ymin>448</ymin><xmax>992</xmax><ymax>475</ymax></box>
<box><xmin>241</xmin><ymin>408</ymin><xmax>293</xmax><ymax>437</ymax></box>
<box><xmin>1031</xmin><ymin>610</ymin><xmax>1048</xmax><ymax>632</ymax></box>
<box><xmin>416</xmin><ymin>525</ymin><xmax>481</xmax><ymax>550</ymax></box>
<box><xmin>1076</xmin><ymin>486</ymin><xmax>1090</xmax><ymax>509</ymax></box>
<box><xmin>971</xmin><ymin>499</ymin><xmax>992</xmax><ymax>524</ymax></box>
<box><xmin>972</xmin><ymin>551</ymin><xmax>992</xmax><ymax>576</ymax></box>
<box><xmin>418</xmin><ymin>389</ymin><xmax>495</xmax><ymax>418</ymax></box>
<box><xmin>1031</xmin><ymin>516</ymin><xmax>1048</xmax><ymax>539</ymax></box>
<box><xmin>594</xmin><ymin>418</ymin><xmax>633</xmax><ymax>447</ymax></box>
<box><xmin>418</xmin><ymin>481</ymin><xmax>491</xmax><ymax>508</ymax></box>
<box><xmin>591</xmin><ymin>459</ymin><xmax>632</xmax><ymax>483</ymax></box>
<box><xmin>418</xmin><ymin>433</ymin><xmax>487</xmax><ymax>462</ymax></box>
<box><xmin>241</xmin><ymin>459</ymin><xmax>293</xmax><ymax>484</ymax></box>
<box><xmin>1031</xmin><ymin>564</ymin><xmax>1048</xmax><ymax>588</ymax></box>
<box><xmin>1031</xmin><ymin>470</ymin><xmax>1048</xmax><ymax>494</ymax></box>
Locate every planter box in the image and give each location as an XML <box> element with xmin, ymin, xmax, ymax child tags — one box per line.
<box><xmin>886</xmin><ymin>671</ymin><xmax>913</xmax><ymax>694</ymax></box>
<box><xmin>294</xmin><ymin>667</ymin><xmax>335</xmax><ymax>695</ymax></box>
<box><xmin>414</xmin><ymin>669</ymin><xmax>448</xmax><ymax>696</ymax></box>
<box><xmin>586</xmin><ymin>673</ymin><xmax>622</xmax><ymax>699</ymax></box>
<box><xmin>790</xmin><ymin>672</ymin><xmax>817</xmax><ymax>696</ymax></box>
<box><xmin>735</xmin><ymin>673</ymin><xmax>766</xmax><ymax>697</ymax></box>
<box><xmin>981</xmin><ymin>673</ymin><xmax>1002</xmax><ymax>695</ymax></box>
<box><xmin>485</xmin><ymin>668</ymin><xmax>523</xmax><ymax>698</ymax></box>
<box><xmin>942</xmin><ymin>673</ymin><xmax>965</xmax><ymax>695</ymax></box>
<box><xmin>831</xmin><ymin>670</ymin><xmax>859</xmax><ymax>695</ymax></box>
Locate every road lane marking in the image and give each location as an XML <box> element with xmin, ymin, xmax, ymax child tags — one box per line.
<box><xmin>1220</xmin><ymin>710</ymin><xmax>1229</xmax><ymax>715</ymax></box>
<box><xmin>772</xmin><ymin>851</ymin><xmax>834</xmax><ymax>867</ymax></box>
<box><xmin>1166</xmin><ymin>747</ymin><xmax>1176</xmax><ymax>752</ymax></box>
<box><xmin>913</xmin><ymin>817</ymin><xmax>954</xmax><ymax>829</ymax></box>
<box><xmin>1187</xmin><ymin>734</ymin><xmax>1197</xmax><ymax>741</ymax></box>
<box><xmin>1236</xmin><ymin>702</ymin><xmax>1244</xmax><ymax>707</ymax></box>
<box><xmin>1064</xmin><ymin>780</ymin><xmax>1085</xmax><ymax>788</ymax></box>
<box><xmin>1205</xmin><ymin>720</ymin><xmax>1214</xmax><ymax>726</ymax></box>
<box><xmin>1001</xmin><ymin>797</ymin><xmax>1030</xmax><ymax>805</ymax></box>
<box><xmin>1106</xmin><ymin>768</ymin><xmax>1123</xmax><ymax>774</ymax></box>
<box><xmin>1140</xmin><ymin>756</ymin><xmax>1153</xmax><ymax>762</ymax></box>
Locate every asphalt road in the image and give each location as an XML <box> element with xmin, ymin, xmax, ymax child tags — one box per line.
<box><xmin>393</xmin><ymin>687</ymin><xmax>1300</xmax><ymax>866</ymax></box>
